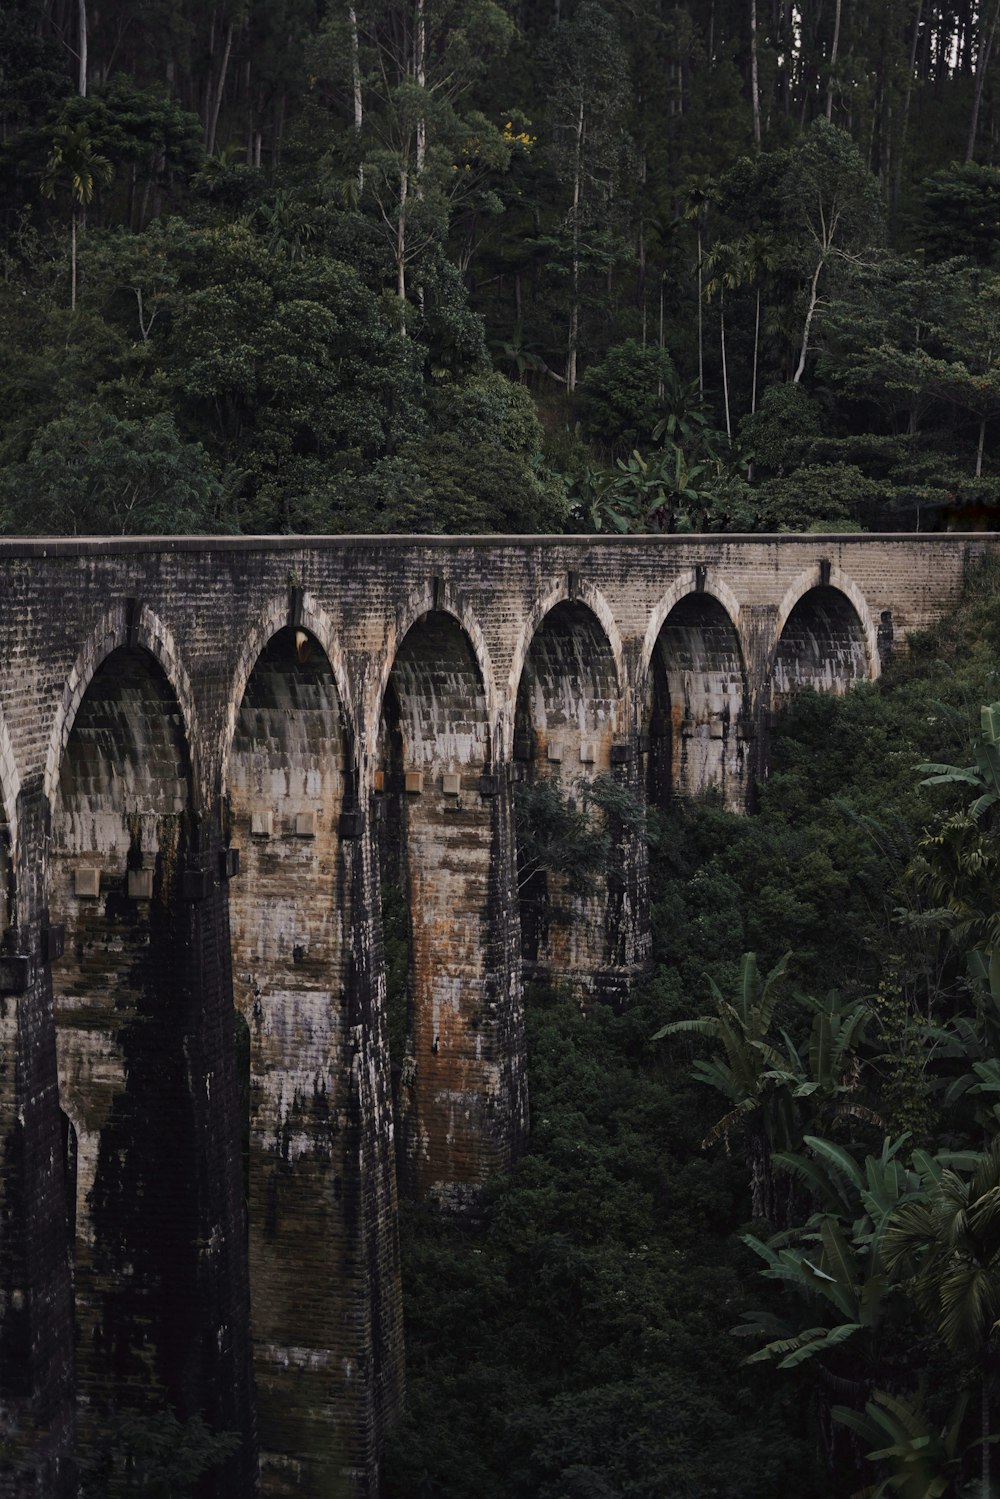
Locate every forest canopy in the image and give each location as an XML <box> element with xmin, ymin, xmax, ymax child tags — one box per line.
<box><xmin>4</xmin><ymin>0</ymin><xmax>1000</xmax><ymax>534</ymax></box>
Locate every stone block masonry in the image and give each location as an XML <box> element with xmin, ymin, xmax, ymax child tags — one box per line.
<box><xmin>0</xmin><ymin>531</ymin><xmax>992</xmax><ymax>1497</ymax></box>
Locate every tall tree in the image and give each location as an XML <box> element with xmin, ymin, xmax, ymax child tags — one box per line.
<box><xmin>544</xmin><ymin>1</ymin><xmax>629</xmax><ymax>390</ymax></box>
<box><xmin>780</xmin><ymin>119</ymin><xmax>883</xmax><ymax>383</ymax></box>
<box><xmin>41</xmin><ymin>122</ymin><xmax>113</xmax><ymax>310</ymax></box>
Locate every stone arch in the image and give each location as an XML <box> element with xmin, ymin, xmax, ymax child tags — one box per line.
<box><xmin>43</xmin><ymin>604</ymin><xmax>200</xmax><ymax>812</ymax></box>
<box><xmin>643</xmin><ymin>585</ymin><xmax>750</xmax><ymax>812</ymax></box>
<box><xmin>384</xmin><ymin>609</ymin><xmax>490</xmax><ymax>773</ymax></box>
<box><xmin>773</xmin><ymin>566</ymin><xmax>880</xmax><ymax>684</ymax></box>
<box><xmin>220</xmin><ymin>592</ymin><xmax>354</xmax><ymax>798</ymax></box>
<box><xmin>639</xmin><ymin>571</ymin><xmax>744</xmax><ymax>691</ymax></box>
<box><xmin>506</xmin><ymin>579</ymin><xmax>626</xmax><ymax>756</ymax></box>
<box><xmin>366</xmin><ymin>581</ymin><xmax>497</xmax><ymax>766</ymax></box>
<box><xmin>772</xmin><ymin>568</ymin><xmax>877</xmax><ymax>709</ymax></box>
<box><xmin>512</xmin><ymin>595</ymin><xmax>624</xmax><ymax>993</ymax></box>
<box><xmin>375</xmin><ymin>606</ymin><xmax>517</xmax><ymax>1202</ymax></box>
<box><xmin>49</xmin><ymin>641</ymin><xmax>199</xmax><ymax>1464</ymax></box>
<box><xmin>226</xmin><ymin>621</ymin><xmax>355</xmax><ymax>1495</ymax></box>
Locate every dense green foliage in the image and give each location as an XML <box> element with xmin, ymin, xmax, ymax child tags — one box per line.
<box><xmin>384</xmin><ymin>560</ymin><xmax>1000</xmax><ymax>1497</ymax></box>
<box><xmin>7</xmin><ymin>1</ymin><xmax>1000</xmax><ymax>532</ymax></box>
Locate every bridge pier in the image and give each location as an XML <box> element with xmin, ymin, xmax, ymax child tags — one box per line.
<box><xmin>377</xmin><ymin>610</ymin><xmax>527</xmax><ymax>1206</ymax></box>
<box><xmin>47</xmin><ymin>642</ymin><xmax>255</xmax><ymax>1495</ymax></box>
<box><xmin>227</xmin><ymin>621</ymin><xmax>403</xmax><ymax>1496</ymax></box>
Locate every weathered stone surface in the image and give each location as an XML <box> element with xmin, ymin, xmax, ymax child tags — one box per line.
<box><xmin>0</xmin><ymin>531</ymin><xmax>992</xmax><ymax>1496</ymax></box>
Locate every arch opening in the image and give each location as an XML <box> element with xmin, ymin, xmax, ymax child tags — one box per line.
<box><xmin>226</xmin><ymin>624</ymin><xmax>354</xmax><ymax>1491</ymax></box>
<box><xmin>645</xmin><ymin>593</ymin><xmax>749</xmax><ymax>813</ymax></box>
<box><xmin>375</xmin><ymin>610</ymin><xmax>500</xmax><ymax>1203</ymax></box>
<box><xmin>514</xmin><ymin>601</ymin><xmax>620</xmax><ymax>989</ymax></box>
<box><xmin>50</xmin><ymin>646</ymin><xmax>197</xmax><ymax>1455</ymax></box>
<box><xmin>773</xmin><ymin>585</ymin><xmax>870</xmax><ymax>710</ymax></box>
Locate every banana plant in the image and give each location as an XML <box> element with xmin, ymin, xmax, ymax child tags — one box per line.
<box><xmin>773</xmin><ymin>1133</ymin><xmax>923</xmax><ymax>1243</ymax></box>
<box><xmin>909</xmin><ymin>702</ymin><xmax>1000</xmax><ymax>957</ymax></box>
<box><xmin>737</xmin><ymin>1214</ymin><xmax>886</xmax><ymax>1372</ymax></box>
<box><xmin>882</xmin><ymin>1141</ymin><xmax>1000</xmax><ymax>1499</ymax></box>
<box><xmin>833</xmin><ymin>1389</ymin><xmax>975</xmax><ymax>1499</ymax></box>
<box><xmin>653</xmin><ymin>952</ymin><xmax>794</xmax><ymax>1221</ymax></box>
<box><xmin>577</xmin><ymin>443</ymin><xmax>724</xmax><ymax>534</ymax></box>
<box><xmin>735</xmin><ymin>1135</ymin><xmax>924</xmax><ymax>1376</ymax></box>
<box><xmin>918</xmin><ymin>703</ymin><xmax>1000</xmax><ymax>823</ymax></box>
<box><xmin>777</xmin><ymin>990</ymin><xmax>881</xmax><ymax>1132</ymax></box>
<box><xmin>923</xmin><ymin>947</ymin><xmax>1000</xmax><ymax>1136</ymax></box>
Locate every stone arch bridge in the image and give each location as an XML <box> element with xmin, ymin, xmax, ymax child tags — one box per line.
<box><xmin>0</xmin><ymin>532</ymin><xmax>992</xmax><ymax>1499</ymax></box>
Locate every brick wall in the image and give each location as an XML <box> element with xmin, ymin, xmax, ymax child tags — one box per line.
<box><xmin>0</xmin><ymin>531</ymin><xmax>992</xmax><ymax>1496</ymax></box>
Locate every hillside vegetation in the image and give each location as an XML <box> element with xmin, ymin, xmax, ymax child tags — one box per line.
<box><xmin>5</xmin><ymin>0</ymin><xmax>1000</xmax><ymax>532</ymax></box>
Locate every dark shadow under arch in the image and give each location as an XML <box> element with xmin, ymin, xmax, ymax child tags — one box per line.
<box><xmin>513</xmin><ymin>600</ymin><xmax>620</xmax><ymax>989</ymax></box>
<box><xmin>646</xmin><ymin>592</ymin><xmax>749</xmax><ymax>812</ymax></box>
<box><xmin>773</xmin><ymin>585</ymin><xmax>869</xmax><ymax>710</ymax></box>
<box><xmin>50</xmin><ymin>645</ymin><xmax>199</xmax><ymax>1460</ymax></box>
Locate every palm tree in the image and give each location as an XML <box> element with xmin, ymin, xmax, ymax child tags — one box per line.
<box><xmin>882</xmin><ymin>1142</ymin><xmax>1000</xmax><ymax>1498</ymax></box>
<box><xmin>703</xmin><ymin>238</ymin><xmax>749</xmax><ymax>441</ymax></box>
<box><xmin>42</xmin><ymin>124</ymin><xmax>113</xmax><ymax>311</ymax></box>
<box><xmin>679</xmin><ymin>175</ymin><xmax>718</xmax><ymax>398</ymax></box>
<box><xmin>742</xmin><ymin>231</ymin><xmax>781</xmax><ymax>417</ymax></box>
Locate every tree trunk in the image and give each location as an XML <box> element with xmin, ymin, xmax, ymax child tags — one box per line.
<box><xmin>720</xmin><ymin>292</ymin><xmax>731</xmax><ymax>439</ymax></box>
<box><xmin>415</xmin><ymin>0</ymin><xmax>426</xmax><ymax>180</ymax></box>
<box><xmin>274</xmin><ymin>88</ymin><xmax>286</xmax><ymax>169</ymax></box>
<box><xmin>750</xmin><ymin>0</ymin><xmax>762</xmax><ymax>144</ymax></box>
<box><xmin>967</xmin><ymin>0</ymin><xmax>1000</xmax><ymax>162</ymax></box>
<box><xmin>752</xmin><ymin>286</ymin><xmax>761</xmax><ymax>413</ymax></box>
<box><xmin>825</xmin><ymin>0</ymin><xmax>841</xmax><ymax>120</ymax></box>
<box><xmin>696</xmin><ymin>225</ymin><xmax>704</xmax><ymax>396</ymax></box>
<box><xmin>793</xmin><ymin>255</ymin><xmax>824</xmax><ymax>383</ymax></box>
<box><xmin>748</xmin><ymin>1130</ymin><xmax>775</xmax><ymax>1222</ymax></box>
<box><xmin>244</xmin><ymin>58</ymin><xmax>252</xmax><ymax>164</ymax></box>
<box><xmin>207</xmin><ymin>22</ymin><xmax>234</xmax><ymax>157</ymax></box>
<box><xmin>977</xmin><ymin>415</ymin><xmax>987</xmax><ymax>477</ymax></box>
<box><xmin>779</xmin><ymin>0</ymin><xmax>792</xmax><ymax>115</ymax></box>
<box><xmin>982</xmin><ymin>1375</ymin><xmax>990</xmax><ymax>1499</ymax></box>
<box><xmin>397</xmin><ymin>165</ymin><xmax>408</xmax><ymax>315</ymax></box>
<box><xmin>659</xmin><ymin>274</ymin><xmax>666</xmax><ymax>398</ymax></box>
<box><xmin>567</xmin><ymin>97</ymin><xmax>584</xmax><ymax>392</ymax></box>
<box><xmin>78</xmin><ymin>0</ymin><xmax>88</xmax><ymax>96</ymax></box>
<box><xmin>893</xmin><ymin>0</ymin><xmax>923</xmax><ymax>214</ymax></box>
<box><xmin>70</xmin><ymin>209</ymin><xmax>77</xmax><ymax>311</ymax></box>
<box><xmin>349</xmin><ymin>3</ymin><xmax>364</xmax><ymax>191</ymax></box>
